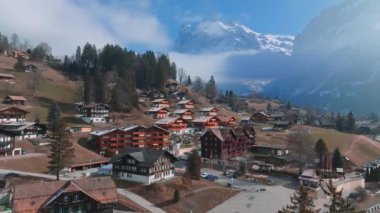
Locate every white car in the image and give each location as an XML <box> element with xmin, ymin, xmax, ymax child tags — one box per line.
<box><xmin>200</xmin><ymin>172</ymin><xmax>209</xmax><ymax>178</ymax></box>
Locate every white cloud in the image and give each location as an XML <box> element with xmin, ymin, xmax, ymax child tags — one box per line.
<box><xmin>169</xmin><ymin>50</ymin><xmax>258</xmax><ymax>82</ymax></box>
<box><xmin>0</xmin><ymin>0</ymin><xmax>170</xmax><ymax>55</ymax></box>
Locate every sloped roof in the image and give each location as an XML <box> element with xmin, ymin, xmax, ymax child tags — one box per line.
<box><xmin>81</xmin><ymin>103</ymin><xmax>109</xmax><ymax>109</ymax></box>
<box><xmin>110</xmin><ymin>147</ymin><xmax>177</xmax><ymax>167</ymax></box>
<box><xmin>0</xmin><ymin>73</ymin><xmax>15</xmax><ymax>78</ymax></box>
<box><xmin>192</xmin><ymin>116</ymin><xmax>219</xmax><ymax>123</ymax></box>
<box><xmin>155</xmin><ymin>116</ymin><xmax>182</xmax><ymax>125</ymax></box>
<box><xmin>152</xmin><ymin>99</ymin><xmax>167</xmax><ymax>103</ymax></box>
<box><xmin>12</xmin><ymin>177</ymin><xmax>117</xmax><ymax>212</ymax></box>
<box><xmin>0</xmin><ymin>106</ymin><xmax>29</xmax><ymax>113</ymax></box>
<box><xmin>147</xmin><ymin>107</ymin><xmax>168</xmax><ymax>112</ymax></box>
<box><xmin>177</xmin><ymin>100</ymin><xmax>192</xmax><ymax>105</ymax></box>
<box><xmin>200</xmin><ymin>107</ymin><xmax>218</xmax><ymax>112</ymax></box>
<box><xmin>173</xmin><ymin>109</ymin><xmax>193</xmax><ymax>114</ymax></box>
<box><xmin>201</xmin><ymin>128</ymin><xmax>236</xmax><ymax>142</ymax></box>
<box><xmin>5</xmin><ymin>95</ymin><xmax>27</xmax><ymax>101</ymax></box>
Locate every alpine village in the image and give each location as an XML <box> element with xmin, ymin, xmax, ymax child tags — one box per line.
<box><xmin>1</xmin><ymin>20</ymin><xmax>380</xmax><ymax>213</ymax></box>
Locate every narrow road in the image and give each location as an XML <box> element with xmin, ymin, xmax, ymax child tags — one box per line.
<box><xmin>117</xmin><ymin>188</ymin><xmax>166</xmax><ymax>213</ymax></box>
<box><xmin>0</xmin><ymin>169</ymin><xmax>71</xmax><ymax>180</ymax></box>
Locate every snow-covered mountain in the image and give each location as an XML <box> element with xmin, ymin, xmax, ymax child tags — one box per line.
<box><xmin>174</xmin><ymin>18</ymin><xmax>294</xmax><ymax>55</ymax></box>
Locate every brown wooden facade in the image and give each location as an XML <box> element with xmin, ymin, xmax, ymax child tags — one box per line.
<box><xmin>191</xmin><ymin>116</ymin><xmax>220</xmax><ymax>130</ymax></box>
<box><xmin>147</xmin><ymin>107</ymin><xmax>169</xmax><ymax>119</ymax></box>
<box><xmin>200</xmin><ymin>127</ymin><xmax>255</xmax><ymax>159</ymax></box>
<box><xmin>177</xmin><ymin>100</ymin><xmax>194</xmax><ymax>109</ymax></box>
<box><xmin>3</xmin><ymin>96</ymin><xmax>27</xmax><ymax>105</ymax></box>
<box><xmin>173</xmin><ymin>109</ymin><xmax>194</xmax><ymax>120</ymax></box>
<box><xmin>155</xmin><ymin>117</ymin><xmax>188</xmax><ymax>133</ymax></box>
<box><xmin>252</xmin><ymin>111</ymin><xmax>274</xmax><ymax>123</ymax></box>
<box><xmin>200</xmin><ymin>107</ymin><xmax>219</xmax><ymax>116</ymax></box>
<box><xmin>152</xmin><ymin>99</ymin><xmax>170</xmax><ymax>108</ymax></box>
<box><xmin>218</xmin><ymin>116</ymin><xmax>237</xmax><ymax>127</ymax></box>
<box><xmin>0</xmin><ymin>107</ymin><xmax>28</xmax><ymax>123</ymax></box>
<box><xmin>91</xmin><ymin>125</ymin><xmax>170</xmax><ymax>156</ymax></box>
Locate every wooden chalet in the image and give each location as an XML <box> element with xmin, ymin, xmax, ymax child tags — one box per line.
<box><xmin>191</xmin><ymin>116</ymin><xmax>220</xmax><ymax>130</ymax></box>
<box><xmin>155</xmin><ymin>116</ymin><xmax>187</xmax><ymax>133</ymax></box>
<box><xmin>3</xmin><ymin>95</ymin><xmax>27</xmax><ymax>105</ymax></box>
<box><xmin>173</xmin><ymin>109</ymin><xmax>194</xmax><ymax>120</ymax></box>
<box><xmin>12</xmin><ymin>177</ymin><xmax>118</xmax><ymax>213</ymax></box>
<box><xmin>24</xmin><ymin>64</ymin><xmax>38</xmax><ymax>72</ymax></box>
<box><xmin>0</xmin><ymin>73</ymin><xmax>15</xmax><ymax>82</ymax></box>
<box><xmin>151</xmin><ymin>99</ymin><xmax>170</xmax><ymax>108</ymax></box>
<box><xmin>217</xmin><ymin>116</ymin><xmax>236</xmax><ymax>127</ymax></box>
<box><xmin>273</xmin><ymin>120</ymin><xmax>292</xmax><ymax>130</ymax></box>
<box><xmin>200</xmin><ymin>107</ymin><xmax>219</xmax><ymax>116</ymax></box>
<box><xmin>80</xmin><ymin>103</ymin><xmax>110</xmax><ymax>124</ymax></box>
<box><xmin>0</xmin><ymin>107</ymin><xmax>28</xmax><ymax>123</ymax></box>
<box><xmin>252</xmin><ymin>111</ymin><xmax>274</xmax><ymax>123</ymax></box>
<box><xmin>171</xmin><ymin>91</ymin><xmax>186</xmax><ymax>100</ymax></box>
<box><xmin>200</xmin><ymin>127</ymin><xmax>255</xmax><ymax>159</ymax></box>
<box><xmin>0</xmin><ymin>122</ymin><xmax>47</xmax><ymax>141</ymax></box>
<box><xmin>177</xmin><ymin>99</ymin><xmax>194</xmax><ymax>109</ymax></box>
<box><xmin>91</xmin><ymin>125</ymin><xmax>170</xmax><ymax>156</ymax></box>
<box><xmin>0</xmin><ymin>132</ymin><xmax>15</xmax><ymax>156</ymax></box>
<box><xmin>146</xmin><ymin>107</ymin><xmax>169</xmax><ymax>119</ymax></box>
<box><xmin>111</xmin><ymin>147</ymin><xmax>177</xmax><ymax>184</ymax></box>
<box><xmin>240</xmin><ymin>117</ymin><xmax>254</xmax><ymax>126</ymax></box>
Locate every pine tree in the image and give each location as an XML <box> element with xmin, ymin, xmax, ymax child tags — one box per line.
<box><xmin>48</xmin><ymin>120</ymin><xmax>75</xmax><ymax>180</ymax></box>
<box><xmin>205</xmin><ymin>75</ymin><xmax>217</xmax><ymax>100</ymax></box>
<box><xmin>314</xmin><ymin>138</ymin><xmax>328</xmax><ymax>168</ymax></box>
<box><xmin>47</xmin><ymin>102</ymin><xmax>61</xmax><ymax>133</ymax></box>
<box><xmin>186</xmin><ymin>75</ymin><xmax>192</xmax><ymax>86</ymax></box>
<box><xmin>187</xmin><ymin>150</ymin><xmax>201</xmax><ymax>180</ymax></box>
<box><xmin>323</xmin><ymin>179</ymin><xmax>354</xmax><ymax>212</ymax></box>
<box><xmin>286</xmin><ymin>101</ymin><xmax>292</xmax><ymax>110</ymax></box>
<box><xmin>279</xmin><ymin>185</ymin><xmax>315</xmax><ymax>213</ymax></box>
<box><xmin>267</xmin><ymin>103</ymin><xmax>272</xmax><ymax>113</ymax></box>
<box><xmin>332</xmin><ymin>148</ymin><xmax>344</xmax><ymax>169</ymax></box>
<box><xmin>346</xmin><ymin>111</ymin><xmax>355</xmax><ymax>132</ymax></box>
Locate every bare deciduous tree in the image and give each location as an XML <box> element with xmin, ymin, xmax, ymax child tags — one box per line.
<box><xmin>287</xmin><ymin>132</ymin><xmax>316</xmax><ymax>174</ymax></box>
<box><xmin>177</xmin><ymin>68</ymin><xmax>186</xmax><ymax>84</ymax></box>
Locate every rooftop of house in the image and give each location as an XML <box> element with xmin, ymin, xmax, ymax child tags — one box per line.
<box><xmin>177</xmin><ymin>99</ymin><xmax>192</xmax><ymax>105</ymax></box>
<box><xmin>4</xmin><ymin>95</ymin><xmax>27</xmax><ymax>101</ymax></box>
<box><xmin>200</xmin><ymin>107</ymin><xmax>218</xmax><ymax>112</ymax></box>
<box><xmin>354</xmin><ymin>194</ymin><xmax>380</xmax><ymax>211</ymax></box>
<box><xmin>91</xmin><ymin>125</ymin><xmax>170</xmax><ymax>137</ymax></box>
<box><xmin>173</xmin><ymin>109</ymin><xmax>193</xmax><ymax>114</ymax></box>
<box><xmin>12</xmin><ymin>176</ymin><xmax>117</xmax><ymax>213</ymax></box>
<box><xmin>147</xmin><ymin>107</ymin><xmax>168</xmax><ymax>112</ymax></box>
<box><xmin>110</xmin><ymin>147</ymin><xmax>177</xmax><ymax>167</ymax></box>
<box><xmin>154</xmin><ymin>116</ymin><xmax>183</xmax><ymax>125</ymax></box>
<box><xmin>81</xmin><ymin>103</ymin><xmax>109</xmax><ymax>109</ymax></box>
<box><xmin>192</xmin><ymin>116</ymin><xmax>218</xmax><ymax>123</ymax></box>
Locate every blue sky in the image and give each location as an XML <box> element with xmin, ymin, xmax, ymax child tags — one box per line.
<box><xmin>0</xmin><ymin>0</ymin><xmax>336</xmax><ymax>55</ymax></box>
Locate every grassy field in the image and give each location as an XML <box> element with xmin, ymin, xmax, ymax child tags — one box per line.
<box><xmin>0</xmin><ymin>56</ymin><xmax>81</xmax><ymax>122</ymax></box>
<box><xmin>255</xmin><ymin>125</ymin><xmax>380</xmax><ymax>166</ymax></box>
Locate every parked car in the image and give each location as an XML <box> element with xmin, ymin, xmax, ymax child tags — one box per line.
<box><xmin>201</xmin><ymin>172</ymin><xmax>209</xmax><ymax>178</ymax></box>
<box><xmin>205</xmin><ymin>174</ymin><xmax>219</xmax><ymax>181</ymax></box>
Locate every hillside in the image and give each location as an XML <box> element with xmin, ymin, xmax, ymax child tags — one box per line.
<box><xmin>255</xmin><ymin>125</ymin><xmax>380</xmax><ymax>166</ymax></box>
<box><xmin>0</xmin><ymin>55</ymin><xmax>81</xmax><ymax>122</ymax></box>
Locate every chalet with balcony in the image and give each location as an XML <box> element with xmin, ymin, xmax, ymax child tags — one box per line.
<box><xmin>173</xmin><ymin>109</ymin><xmax>194</xmax><ymax>120</ymax></box>
<box><xmin>0</xmin><ymin>73</ymin><xmax>15</xmax><ymax>82</ymax></box>
<box><xmin>217</xmin><ymin>116</ymin><xmax>236</xmax><ymax>127</ymax></box>
<box><xmin>146</xmin><ymin>107</ymin><xmax>169</xmax><ymax>119</ymax></box>
<box><xmin>12</xmin><ymin>177</ymin><xmax>118</xmax><ymax>213</ymax></box>
<box><xmin>0</xmin><ymin>133</ymin><xmax>15</xmax><ymax>156</ymax></box>
<box><xmin>0</xmin><ymin>122</ymin><xmax>47</xmax><ymax>141</ymax></box>
<box><xmin>3</xmin><ymin>95</ymin><xmax>27</xmax><ymax>105</ymax></box>
<box><xmin>200</xmin><ymin>107</ymin><xmax>219</xmax><ymax>116</ymax></box>
<box><xmin>91</xmin><ymin>125</ymin><xmax>170</xmax><ymax>156</ymax></box>
<box><xmin>0</xmin><ymin>107</ymin><xmax>28</xmax><ymax>123</ymax></box>
<box><xmin>80</xmin><ymin>103</ymin><xmax>110</xmax><ymax>124</ymax></box>
<box><xmin>171</xmin><ymin>91</ymin><xmax>186</xmax><ymax>100</ymax></box>
<box><xmin>177</xmin><ymin>100</ymin><xmax>194</xmax><ymax>109</ymax></box>
<box><xmin>155</xmin><ymin>116</ymin><xmax>187</xmax><ymax>133</ymax></box>
<box><xmin>111</xmin><ymin>147</ymin><xmax>177</xmax><ymax>184</ymax></box>
<box><xmin>152</xmin><ymin>99</ymin><xmax>170</xmax><ymax>108</ymax></box>
<box><xmin>252</xmin><ymin>111</ymin><xmax>273</xmax><ymax>123</ymax></box>
<box><xmin>200</xmin><ymin>127</ymin><xmax>255</xmax><ymax>159</ymax></box>
<box><xmin>191</xmin><ymin>116</ymin><xmax>220</xmax><ymax>130</ymax></box>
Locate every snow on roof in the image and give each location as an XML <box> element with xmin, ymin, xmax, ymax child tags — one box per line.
<box><xmin>6</xmin><ymin>96</ymin><xmax>27</xmax><ymax>101</ymax></box>
<box><xmin>173</xmin><ymin>109</ymin><xmax>192</xmax><ymax>114</ymax></box>
<box><xmin>91</xmin><ymin>128</ymin><xmax>117</xmax><ymax>136</ymax></box>
<box><xmin>192</xmin><ymin>116</ymin><xmax>217</xmax><ymax>123</ymax></box>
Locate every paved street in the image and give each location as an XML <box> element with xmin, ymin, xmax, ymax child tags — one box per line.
<box><xmin>201</xmin><ymin>168</ymin><xmax>297</xmax><ymax>213</ymax></box>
